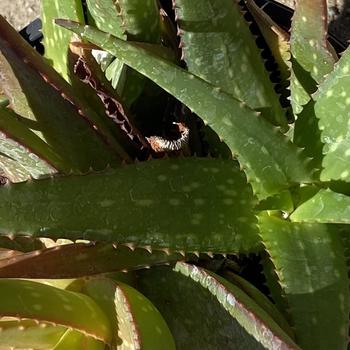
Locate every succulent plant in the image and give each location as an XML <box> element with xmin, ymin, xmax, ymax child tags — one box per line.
<box><xmin>0</xmin><ymin>0</ymin><xmax>349</xmax><ymax>348</ymax></box>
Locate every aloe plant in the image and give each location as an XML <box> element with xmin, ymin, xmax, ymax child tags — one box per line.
<box><xmin>0</xmin><ymin>0</ymin><xmax>349</xmax><ymax>348</ymax></box>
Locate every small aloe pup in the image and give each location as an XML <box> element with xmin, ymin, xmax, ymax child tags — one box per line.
<box><xmin>0</xmin><ymin>0</ymin><xmax>349</xmax><ymax>348</ymax></box>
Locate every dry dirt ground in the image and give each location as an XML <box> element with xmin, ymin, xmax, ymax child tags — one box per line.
<box><xmin>0</xmin><ymin>0</ymin><xmax>40</xmax><ymax>30</ymax></box>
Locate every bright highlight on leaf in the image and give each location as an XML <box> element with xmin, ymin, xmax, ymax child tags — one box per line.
<box><xmin>291</xmin><ymin>189</ymin><xmax>350</xmax><ymax>223</ymax></box>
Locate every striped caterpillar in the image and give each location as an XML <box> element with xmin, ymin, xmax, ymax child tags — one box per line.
<box><xmin>146</xmin><ymin>122</ymin><xmax>189</xmax><ymax>153</ymax></box>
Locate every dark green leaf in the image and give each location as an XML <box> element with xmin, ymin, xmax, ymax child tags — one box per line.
<box><xmin>259</xmin><ymin>216</ymin><xmax>349</xmax><ymax>349</ymax></box>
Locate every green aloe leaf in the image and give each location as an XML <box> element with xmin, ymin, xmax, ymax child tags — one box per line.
<box><xmin>290</xmin><ymin>189</ymin><xmax>350</xmax><ymax>224</ymax></box>
<box><xmin>137</xmin><ymin>262</ymin><xmax>300</xmax><ymax>349</ymax></box>
<box><xmin>293</xmin><ymin>101</ymin><xmax>324</xmax><ymax>175</ymax></box>
<box><xmin>261</xmin><ymin>253</ymin><xmax>290</xmax><ymax>321</ymax></box>
<box><xmin>86</xmin><ymin>0</ymin><xmax>125</xmax><ymax>38</ymax></box>
<box><xmin>0</xmin><ymin>320</ymin><xmax>105</xmax><ymax>349</ymax></box>
<box><xmin>0</xmin><ymin>132</ymin><xmax>55</xmax><ymax>181</ymax></box>
<box><xmin>53</xmin><ymin>329</ymin><xmax>106</xmax><ymax>349</ymax></box>
<box><xmin>259</xmin><ymin>216</ymin><xmax>349</xmax><ymax>350</ymax></box>
<box><xmin>25</xmin><ymin>278</ymin><xmax>80</xmax><ymax>291</ymax></box>
<box><xmin>86</xmin><ymin>0</ymin><xmax>126</xmax><ymax>95</ymax></box>
<box><xmin>0</xmin><ymin>279</ymin><xmax>112</xmax><ymax>344</ymax></box>
<box><xmin>221</xmin><ymin>270</ymin><xmax>295</xmax><ymax>340</ymax></box>
<box><xmin>245</xmin><ymin>0</ymin><xmax>291</xmax><ymax>118</ymax></box>
<box><xmin>83</xmin><ymin>278</ymin><xmax>175</xmax><ymax>349</ymax></box>
<box><xmin>56</xmin><ymin>20</ymin><xmax>313</xmax><ymax>199</ymax></box>
<box><xmin>69</xmin><ymin>49</ymin><xmax>150</xmax><ymax>159</ymax></box>
<box><xmin>255</xmin><ymin>190</ymin><xmax>294</xmax><ymax>213</ymax></box>
<box><xmin>0</xmin><ymin>15</ymin><xmax>129</xmax><ymax>171</ymax></box>
<box><xmin>290</xmin><ymin>0</ymin><xmax>336</xmax><ymax>114</ymax></box>
<box><xmin>312</xmin><ymin>46</ymin><xmax>350</xmax><ymax>182</ymax></box>
<box><xmin>0</xmin><ymin>153</ymin><xmax>32</xmax><ymax>182</ymax></box>
<box><xmin>0</xmin><ymin>242</ymin><xmax>190</xmax><ymax>278</ymax></box>
<box><xmin>0</xmin><ymin>319</ymin><xmax>69</xmax><ymax>349</ymax></box>
<box><xmin>289</xmin><ymin>67</ymin><xmax>313</xmax><ymax>116</ymax></box>
<box><xmin>0</xmin><ymin>158</ymin><xmax>259</xmax><ymax>253</ymax></box>
<box><xmin>159</xmin><ymin>6</ymin><xmax>179</xmax><ymax>54</ymax></box>
<box><xmin>245</xmin><ymin>0</ymin><xmax>290</xmax><ymax>85</ymax></box>
<box><xmin>291</xmin><ymin>0</ymin><xmax>336</xmax><ymax>83</ymax></box>
<box><xmin>42</xmin><ymin>0</ymin><xmax>85</xmax><ymax>80</ymax></box>
<box><xmin>174</xmin><ymin>0</ymin><xmax>286</xmax><ymax>128</ymax></box>
<box><xmin>0</xmin><ymin>106</ymin><xmax>66</xmax><ymax>176</ymax></box>
<box><xmin>87</xmin><ymin>0</ymin><xmax>161</xmax><ymax>107</ymax></box>
<box><xmin>199</xmin><ymin>123</ymin><xmax>232</xmax><ymax>159</ymax></box>
<box><xmin>116</xmin><ymin>0</ymin><xmax>160</xmax><ymax>41</ymax></box>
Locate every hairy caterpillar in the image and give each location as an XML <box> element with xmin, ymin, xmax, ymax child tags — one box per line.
<box><xmin>146</xmin><ymin>122</ymin><xmax>189</xmax><ymax>152</ymax></box>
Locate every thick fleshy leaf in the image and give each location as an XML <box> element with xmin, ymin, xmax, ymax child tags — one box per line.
<box><xmin>42</xmin><ymin>0</ymin><xmax>85</xmax><ymax>80</ymax></box>
<box><xmin>0</xmin><ymin>319</ymin><xmax>68</xmax><ymax>349</ymax></box>
<box><xmin>116</xmin><ymin>0</ymin><xmax>160</xmax><ymax>41</ymax></box>
<box><xmin>82</xmin><ymin>278</ymin><xmax>122</xmax><ymax>348</ymax></box>
<box><xmin>289</xmin><ymin>66</ymin><xmax>313</xmax><ymax>116</ymax></box>
<box><xmin>0</xmin><ymin>15</ymin><xmax>128</xmax><ymax>171</ymax></box>
<box><xmin>259</xmin><ymin>216</ymin><xmax>349</xmax><ymax>350</ymax></box>
<box><xmin>0</xmin><ymin>319</ymin><xmax>105</xmax><ymax>349</ymax></box>
<box><xmin>159</xmin><ymin>6</ymin><xmax>179</xmax><ymax>54</ymax></box>
<box><xmin>174</xmin><ymin>0</ymin><xmax>286</xmax><ymax>127</ymax></box>
<box><xmin>72</xmin><ymin>54</ymin><xmax>150</xmax><ymax>156</ymax></box>
<box><xmin>86</xmin><ymin>0</ymin><xmax>126</xmax><ymax>95</ymax></box>
<box><xmin>291</xmin><ymin>0</ymin><xmax>336</xmax><ymax>83</ymax></box>
<box><xmin>0</xmin><ymin>106</ymin><xmax>64</xmax><ymax>175</ymax></box>
<box><xmin>56</xmin><ymin>20</ymin><xmax>313</xmax><ymax>199</ymax></box>
<box><xmin>83</xmin><ymin>278</ymin><xmax>175</xmax><ymax>349</ymax></box>
<box><xmin>0</xmin><ymin>279</ymin><xmax>112</xmax><ymax>343</ymax></box>
<box><xmin>0</xmin><ymin>132</ymin><xmax>55</xmax><ymax>180</ymax></box>
<box><xmin>255</xmin><ymin>190</ymin><xmax>294</xmax><ymax>213</ymax></box>
<box><xmin>290</xmin><ymin>189</ymin><xmax>350</xmax><ymax>224</ymax></box>
<box><xmin>0</xmin><ymin>158</ymin><xmax>259</xmax><ymax>253</ymax></box>
<box><xmin>103</xmin><ymin>271</ymin><xmax>138</xmax><ymax>288</ymax></box>
<box><xmin>261</xmin><ymin>253</ymin><xmax>289</xmax><ymax>321</ymax></box>
<box><xmin>0</xmin><ymin>153</ymin><xmax>31</xmax><ymax>182</ymax></box>
<box><xmin>137</xmin><ymin>262</ymin><xmax>300</xmax><ymax>349</ymax></box>
<box><xmin>46</xmin><ymin>66</ymin><xmax>139</xmax><ymax>167</ymax></box>
<box><xmin>0</xmin><ymin>242</ymin><xmax>190</xmax><ymax>278</ymax></box>
<box><xmin>290</xmin><ymin>0</ymin><xmax>336</xmax><ymax>114</ymax></box>
<box><xmin>293</xmin><ymin>101</ymin><xmax>323</xmax><ymax>175</ymax></box>
<box><xmin>245</xmin><ymin>0</ymin><xmax>290</xmax><ymax>85</ymax></box>
<box><xmin>86</xmin><ymin>0</ymin><xmax>125</xmax><ymax>38</ymax></box>
<box><xmin>312</xmin><ymin>46</ymin><xmax>350</xmax><ymax>182</ymax></box>
<box><xmin>87</xmin><ymin>0</ymin><xmax>161</xmax><ymax>107</ymax></box>
<box><xmin>221</xmin><ymin>270</ymin><xmax>294</xmax><ymax>340</ymax></box>
<box><xmin>54</xmin><ymin>329</ymin><xmax>106</xmax><ymax>349</ymax></box>
<box><xmin>25</xmin><ymin>278</ymin><xmax>80</xmax><ymax>291</ymax></box>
